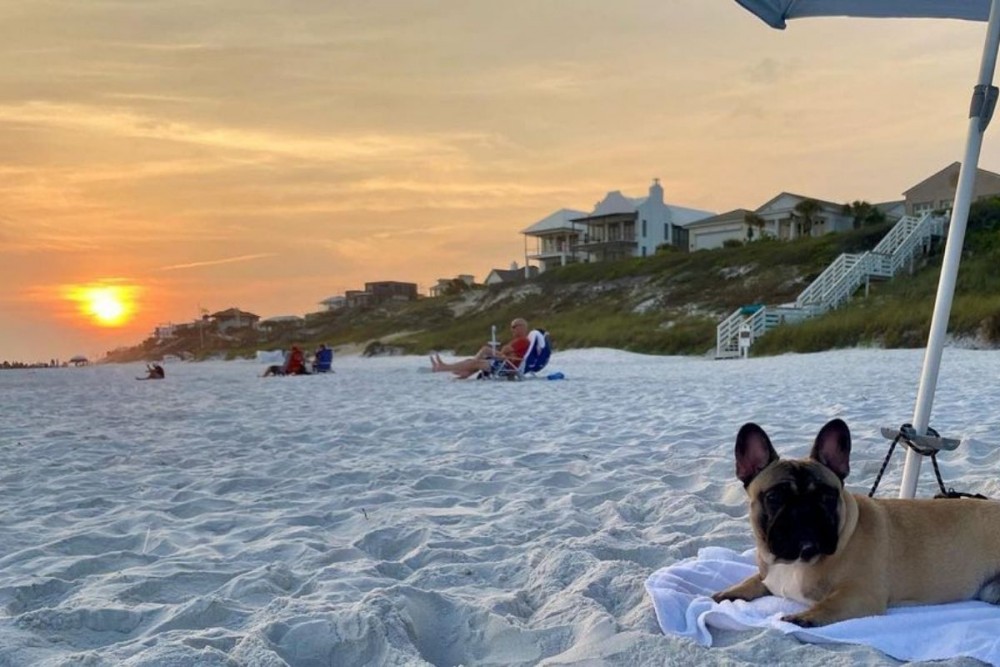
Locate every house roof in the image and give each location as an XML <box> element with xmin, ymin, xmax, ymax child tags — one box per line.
<box><xmin>903</xmin><ymin>162</ymin><xmax>959</xmax><ymax>195</ymax></box>
<box><xmin>874</xmin><ymin>200</ymin><xmax>905</xmax><ymax>213</ymax></box>
<box><xmin>593</xmin><ymin>191</ymin><xmax>636</xmax><ymax>216</ymax></box>
<box><xmin>669</xmin><ymin>204</ymin><xmax>718</xmax><ymax>226</ymax></box>
<box><xmin>521</xmin><ymin>208</ymin><xmax>589</xmax><ymax>234</ymax></box>
<box><xmin>210</xmin><ymin>308</ymin><xmax>259</xmax><ymax>320</ymax></box>
<box><xmin>570</xmin><ymin>189</ymin><xmax>714</xmax><ymax>225</ymax></box>
<box><xmin>487</xmin><ymin>266</ymin><xmax>539</xmax><ymax>283</ymax></box>
<box><xmin>684</xmin><ymin>208</ymin><xmax>755</xmax><ymax>228</ymax></box>
<box><xmin>755</xmin><ymin>192</ymin><xmax>845</xmax><ymax>212</ymax></box>
<box><xmin>901</xmin><ymin>161</ymin><xmax>1000</xmax><ymax>195</ymax></box>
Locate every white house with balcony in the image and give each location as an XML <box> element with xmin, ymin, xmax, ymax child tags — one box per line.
<box><xmin>568</xmin><ymin>179</ymin><xmax>715</xmax><ymax>264</ymax></box>
<box><xmin>521</xmin><ymin>208</ymin><xmax>589</xmax><ymax>272</ymax></box>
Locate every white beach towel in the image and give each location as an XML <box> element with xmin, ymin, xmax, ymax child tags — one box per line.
<box><xmin>645</xmin><ymin>547</ymin><xmax>1000</xmax><ymax>666</ymax></box>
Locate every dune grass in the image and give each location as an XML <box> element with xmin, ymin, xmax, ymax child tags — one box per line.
<box><xmin>109</xmin><ymin>204</ymin><xmax>1000</xmax><ymax>363</ymax></box>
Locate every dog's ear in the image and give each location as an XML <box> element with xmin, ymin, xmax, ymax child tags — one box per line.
<box><xmin>735</xmin><ymin>423</ymin><xmax>779</xmax><ymax>487</ymax></box>
<box><xmin>810</xmin><ymin>418</ymin><xmax>851</xmax><ymax>481</ymax></box>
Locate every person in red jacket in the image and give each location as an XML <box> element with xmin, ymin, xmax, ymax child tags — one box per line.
<box><xmin>431</xmin><ymin>318</ymin><xmax>530</xmax><ymax>379</ymax></box>
<box><xmin>284</xmin><ymin>345</ymin><xmax>308</xmax><ymax>375</ymax></box>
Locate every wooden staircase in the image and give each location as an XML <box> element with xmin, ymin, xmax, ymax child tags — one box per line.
<box><xmin>716</xmin><ymin>212</ymin><xmax>945</xmax><ymax>359</ymax></box>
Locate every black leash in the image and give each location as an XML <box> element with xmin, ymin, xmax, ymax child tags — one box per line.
<box><xmin>868</xmin><ymin>432</ymin><xmax>900</xmax><ymax>498</ymax></box>
<box><xmin>869</xmin><ymin>423</ymin><xmax>987</xmax><ymax>500</ymax></box>
<box><xmin>929</xmin><ymin>454</ymin><xmax>987</xmax><ymax>500</ymax></box>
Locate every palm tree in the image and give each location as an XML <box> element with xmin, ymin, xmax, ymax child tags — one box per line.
<box><xmin>842</xmin><ymin>200</ymin><xmax>886</xmax><ymax>229</ymax></box>
<box><xmin>743</xmin><ymin>211</ymin><xmax>767</xmax><ymax>241</ymax></box>
<box><xmin>793</xmin><ymin>199</ymin><xmax>822</xmax><ymax>237</ymax></box>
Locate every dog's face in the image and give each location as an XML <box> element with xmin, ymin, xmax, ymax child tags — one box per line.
<box><xmin>734</xmin><ymin>419</ymin><xmax>852</xmax><ymax>563</ymax></box>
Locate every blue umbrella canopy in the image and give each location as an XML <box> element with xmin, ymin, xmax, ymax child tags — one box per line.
<box><xmin>736</xmin><ymin>0</ymin><xmax>989</xmax><ymax>28</ymax></box>
<box><xmin>733</xmin><ymin>0</ymin><xmax>1000</xmax><ymax>499</ymax></box>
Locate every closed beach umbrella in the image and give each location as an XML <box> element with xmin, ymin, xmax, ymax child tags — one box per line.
<box><xmin>734</xmin><ymin>0</ymin><xmax>1000</xmax><ymax>499</ymax></box>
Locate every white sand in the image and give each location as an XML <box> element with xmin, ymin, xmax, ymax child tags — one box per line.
<box><xmin>1</xmin><ymin>348</ymin><xmax>998</xmax><ymax>666</ymax></box>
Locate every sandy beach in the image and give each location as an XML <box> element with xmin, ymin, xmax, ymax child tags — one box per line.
<box><xmin>1</xmin><ymin>347</ymin><xmax>998</xmax><ymax>666</ymax></box>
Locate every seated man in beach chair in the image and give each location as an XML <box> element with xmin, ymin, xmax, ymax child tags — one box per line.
<box><xmin>491</xmin><ymin>328</ymin><xmax>551</xmax><ymax>380</ymax></box>
<box><xmin>313</xmin><ymin>344</ymin><xmax>334</xmax><ymax>373</ymax></box>
<box><xmin>430</xmin><ymin>318</ymin><xmax>532</xmax><ymax>380</ymax></box>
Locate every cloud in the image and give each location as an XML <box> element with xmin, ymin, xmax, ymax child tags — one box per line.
<box><xmin>157</xmin><ymin>253</ymin><xmax>276</xmax><ymax>272</ymax></box>
<box><xmin>0</xmin><ymin>101</ymin><xmax>486</xmax><ymax>163</ymax></box>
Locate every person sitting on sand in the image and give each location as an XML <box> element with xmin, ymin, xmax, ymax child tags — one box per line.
<box><xmin>262</xmin><ymin>346</ymin><xmax>309</xmax><ymax>377</ymax></box>
<box><xmin>430</xmin><ymin>318</ymin><xmax>531</xmax><ymax>379</ymax></box>
<box><xmin>285</xmin><ymin>345</ymin><xmax>309</xmax><ymax>375</ymax></box>
<box><xmin>139</xmin><ymin>363</ymin><xmax>165</xmax><ymax>380</ymax></box>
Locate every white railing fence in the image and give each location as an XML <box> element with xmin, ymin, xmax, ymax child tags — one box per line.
<box><xmin>715</xmin><ymin>213</ymin><xmax>944</xmax><ymax>358</ymax></box>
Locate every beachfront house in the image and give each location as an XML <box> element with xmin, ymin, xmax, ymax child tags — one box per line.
<box><xmin>521</xmin><ymin>208</ymin><xmax>589</xmax><ymax>273</ymax></box>
<box><xmin>686</xmin><ymin>194</ymin><xmax>854</xmax><ymax>250</ymax></box>
<box><xmin>571</xmin><ymin>180</ymin><xmax>715</xmax><ymax>262</ymax></box>
<box><xmin>903</xmin><ymin>162</ymin><xmax>1000</xmax><ymax>216</ymax></box>
<box><xmin>753</xmin><ymin>193</ymin><xmax>854</xmax><ymax>240</ymax></box>
<box><xmin>259</xmin><ymin>316</ymin><xmax>305</xmax><ymax>333</ymax></box>
<box><xmin>319</xmin><ymin>295</ymin><xmax>346</xmax><ymax>312</ymax></box>
<box><xmin>683</xmin><ymin>208</ymin><xmax>756</xmax><ymax>251</ymax></box>
<box><xmin>429</xmin><ymin>274</ymin><xmax>475</xmax><ymax>297</ymax></box>
<box><xmin>154</xmin><ymin>323</ymin><xmax>177</xmax><ymax>341</ymax></box>
<box><xmin>209</xmin><ymin>308</ymin><xmax>260</xmax><ymax>334</ymax></box>
<box><xmin>364</xmin><ymin>281</ymin><xmax>418</xmax><ymax>303</ymax></box>
<box><xmin>484</xmin><ymin>263</ymin><xmax>538</xmax><ymax>286</ymax></box>
<box><xmin>345</xmin><ymin>290</ymin><xmax>373</xmax><ymax>309</ymax></box>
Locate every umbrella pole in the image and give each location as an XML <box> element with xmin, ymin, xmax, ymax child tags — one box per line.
<box><xmin>899</xmin><ymin>0</ymin><xmax>1000</xmax><ymax>499</ymax></box>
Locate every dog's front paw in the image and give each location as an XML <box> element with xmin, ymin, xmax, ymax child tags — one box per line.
<box><xmin>781</xmin><ymin>611</ymin><xmax>822</xmax><ymax>627</ymax></box>
<box><xmin>712</xmin><ymin>575</ymin><xmax>769</xmax><ymax>603</ymax></box>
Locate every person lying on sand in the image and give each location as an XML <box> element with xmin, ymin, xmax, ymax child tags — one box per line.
<box><xmin>430</xmin><ymin>318</ymin><xmax>530</xmax><ymax>379</ymax></box>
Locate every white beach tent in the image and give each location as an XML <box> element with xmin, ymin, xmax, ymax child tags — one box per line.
<box><xmin>734</xmin><ymin>0</ymin><xmax>1000</xmax><ymax>499</ymax></box>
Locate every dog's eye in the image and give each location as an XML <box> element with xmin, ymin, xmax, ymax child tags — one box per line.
<box><xmin>763</xmin><ymin>489</ymin><xmax>785</xmax><ymax>506</ymax></box>
<box><xmin>820</xmin><ymin>490</ymin><xmax>839</xmax><ymax>508</ymax></box>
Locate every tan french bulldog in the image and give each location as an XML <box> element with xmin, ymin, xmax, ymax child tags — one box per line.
<box><xmin>713</xmin><ymin>418</ymin><xmax>1000</xmax><ymax>626</ymax></box>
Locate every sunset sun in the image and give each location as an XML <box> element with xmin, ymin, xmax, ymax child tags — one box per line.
<box><xmin>65</xmin><ymin>284</ymin><xmax>138</xmax><ymax>328</ymax></box>
<box><xmin>89</xmin><ymin>290</ymin><xmax>126</xmax><ymax>325</ymax></box>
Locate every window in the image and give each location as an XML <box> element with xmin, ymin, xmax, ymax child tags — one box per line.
<box><xmin>642</xmin><ymin>219</ymin><xmax>647</xmax><ymax>238</ymax></box>
<box><xmin>642</xmin><ymin>246</ymin><xmax>647</xmax><ymax>257</ymax></box>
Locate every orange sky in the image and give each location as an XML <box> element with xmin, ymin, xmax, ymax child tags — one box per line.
<box><xmin>1</xmin><ymin>1</ymin><xmax>996</xmax><ymax>362</ymax></box>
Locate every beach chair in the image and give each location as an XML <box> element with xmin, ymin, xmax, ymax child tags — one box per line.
<box><xmin>486</xmin><ymin>329</ymin><xmax>552</xmax><ymax>380</ymax></box>
<box><xmin>313</xmin><ymin>346</ymin><xmax>334</xmax><ymax>373</ymax></box>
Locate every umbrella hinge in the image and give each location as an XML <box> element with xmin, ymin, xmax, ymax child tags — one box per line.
<box><xmin>970</xmin><ymin>84</ymin><xmax>999</xmax><ymax>131</ymax></box>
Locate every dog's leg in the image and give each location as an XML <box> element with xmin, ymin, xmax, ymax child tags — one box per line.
<box><xmin>782</xmin><ymin>586</ymin><xmax>886</xmax><ymax>627</ymax></box>
<box><xmin>712</xmin><ymin>573</ymin><xmax>770</xmax><ymax>603</ymax></box>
